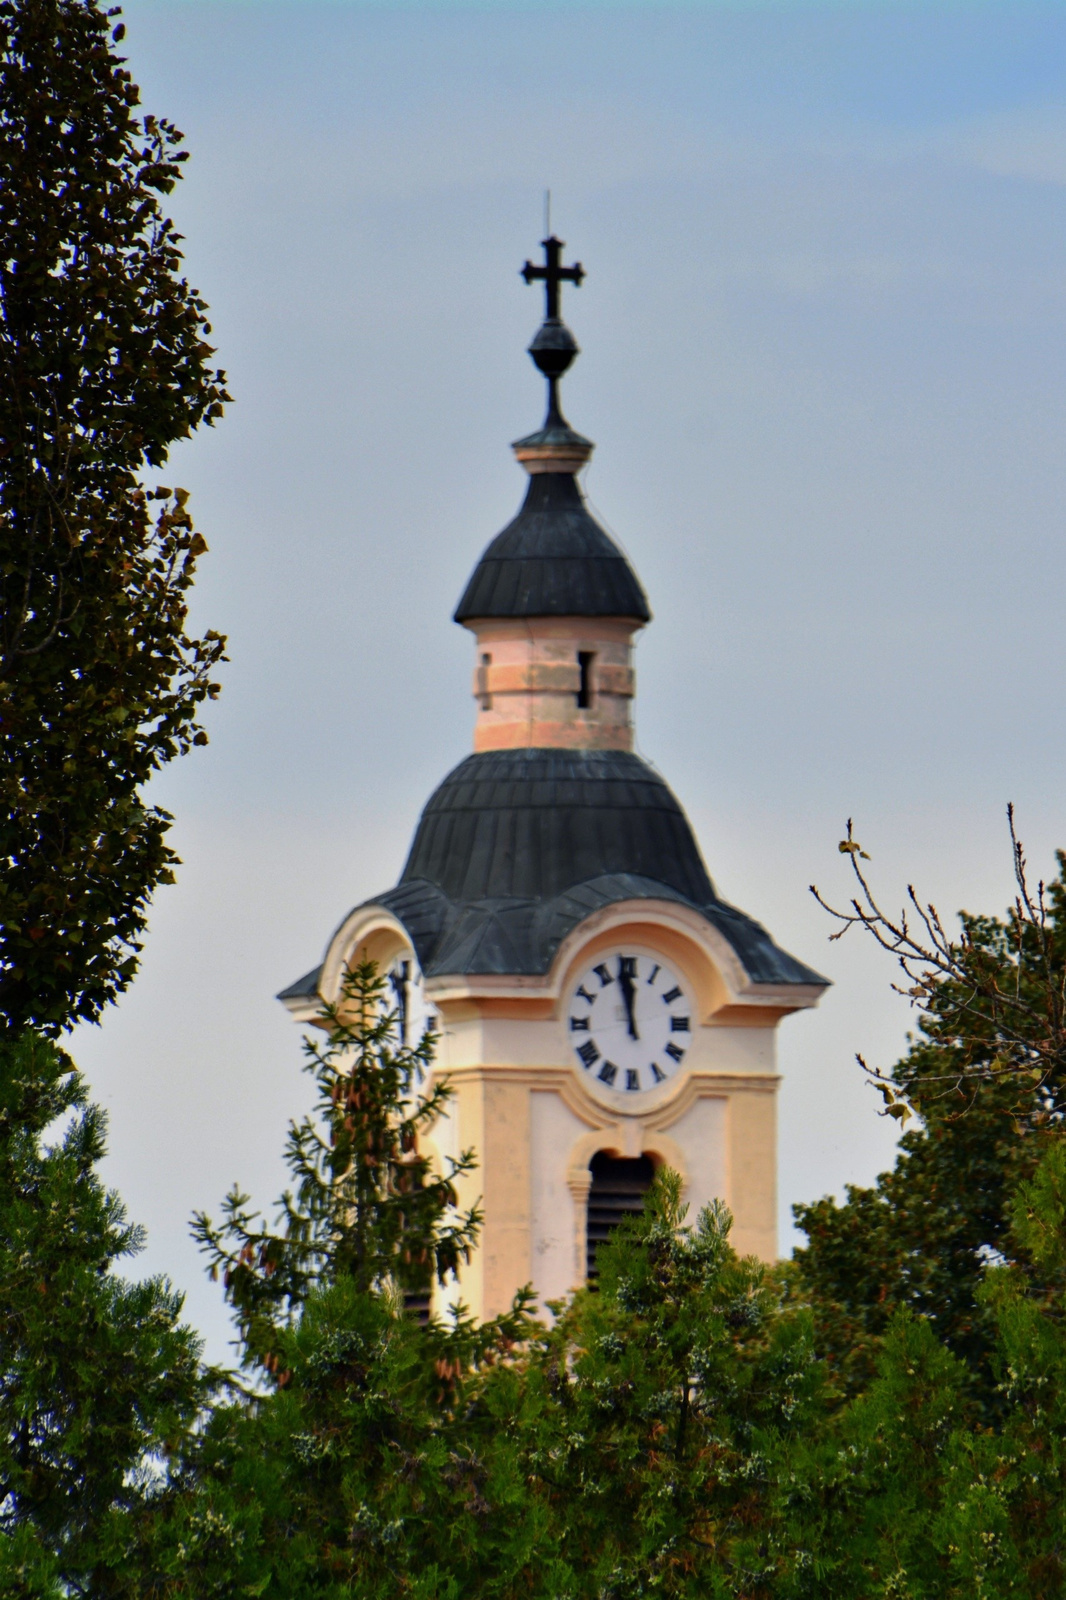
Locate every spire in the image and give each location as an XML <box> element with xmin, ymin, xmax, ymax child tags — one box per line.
<box><xmin>513</xmin><ymin>235</ymin><xmax>594</xmax><ymax>476</ymax></box>
<box><xmin>455</xmin><ymin>231</ymin><xmax>649</xmax><ymax>630</ymax></box>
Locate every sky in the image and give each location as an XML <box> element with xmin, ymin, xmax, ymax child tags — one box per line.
<box><xmin>71</xmin><ymin>0</ymin><xmax>1066</xmax><ymax>1365</ymax></box>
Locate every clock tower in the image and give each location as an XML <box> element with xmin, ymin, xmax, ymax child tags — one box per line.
<box><xmin>280</xmin><ymin>238</ymin><xmax>828</xmax><ymax>1320</ymax></box>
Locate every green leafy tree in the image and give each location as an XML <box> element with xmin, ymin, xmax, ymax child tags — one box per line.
<box><xmin>796</xmin><ymin>822</ymin><xmax>1066</xmax><ymax>1405</ymax></box>
<box><xmin>799</xmin><ymin>1142</ymin><xmax>1066</xmax><ymax>1600</ymax></box>
<box><xmin>0</xmin><ymin>0</ymin><xmax>229</xmax><ymax>1035</ymax></box>
<box><xmin>0</xmin><ymin>6</ymin><xmax>230</xmax><ymax>1590</ymax></box>
<box><xmin>930</xmin><ymin>1141</ymin><xmax>1066</xmax><ymax>1597</ymax></box>
<box><xmin>172</xmin><ymin>1027</ymin><xmax>829</xmax><ymax>1600</ymax></box>
<box><xmin>0</xmin><ymin>1030</ymin><xmax>208</xmax><ymax>1598</ymax></box>
<box><xmin>508</xmin><ymin>1173</ymin><xmax>826</xmax><ymax>1600</ymax></box>
<box><xmin>776</xmin><ymin>820</ymin><xmax>1066</xmax><ymax>1595</ymax></box>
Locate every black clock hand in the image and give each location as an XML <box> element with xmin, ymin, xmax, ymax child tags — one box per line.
<box><xmin>617</xmin><ymin>956</ymin><xmax>639</xmax><ymax>1040</ymax></box>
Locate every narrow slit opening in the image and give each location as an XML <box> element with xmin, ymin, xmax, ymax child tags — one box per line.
<box><xmin>478</xmin><ymin>653</ymin><xmax>492</xmax><ymax>711</ymax></box>
<box><xmin>577</xmin><ymin>651</ymin><xmax>595</xmax><ymax>710</ymax></box>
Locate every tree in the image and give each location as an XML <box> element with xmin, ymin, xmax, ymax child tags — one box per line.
<box><xmin>173</xmin><ymin>1010</ymin><xmax>827</xmax><ymax>1600</ymax></box>
<box><xmin>941</xmin><ymin>1140</ymin><xmax>1066</xmax><ymax>1595</ymax></box>
<box><xmin>0</xmin><ymin>0</ymin><xmax>229</xmax><ymax>1036</ymax></box>
<box><xmin>191</xmin><ymin>960</ymin><xmax>490</xmax><ymax>1373</ymax></box>
<box><xmin>509</xmin><ymin>1174</ymin><xmax>826</xmax><ymax>1600</ymax></box>
<box><xmin>813</xmin><ymin>811</ymin><xmax>1066</xmax><ymax>1115</ymax></box>
<box><xmin>0</xmin><ymin>1030</ymin><xmax>208</xmax><ymax>1598</ymax></box>
<box><xmin>797</xmin><ymin>1143</ymin><xmax>1066</xmax><ymax>1600</ymax></box>
<box><xmin>164</xmin><ymin>962</ymin><xmax>538</xmax><ymax>1598</ymax></box>
<box><xmin>0</xmin><ymin>7</ymin><xmax>230</xmax><ymax>1590</ymax></box>
<box><xmin>795</xmin><ymin>821</ymin><xmax>1066</xmax><ymax>1405</ymax></box>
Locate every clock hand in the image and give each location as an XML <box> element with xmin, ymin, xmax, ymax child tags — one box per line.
<box><xmin>617</xmin><ymin>956</ymin><xmax>639</xmax><ymax>1040</ymax></box>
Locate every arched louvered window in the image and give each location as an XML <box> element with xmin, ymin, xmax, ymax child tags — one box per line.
<box><xmin>404</xmin><ymin>1288</ymin><xmax>432</xmax><ymax>1326</ymax></box>
<box><xmin>586</xmin><ymin>1152</ymin><xmax>656</xmax><ymax>1282</ymax></box>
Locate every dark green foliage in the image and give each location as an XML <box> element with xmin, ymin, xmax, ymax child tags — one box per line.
<box><xmin>0</xmin><ymin>1030</ymin><xmax>207</xmax><ymax>1596</ymax></box>
<box><xmin>171</xmin><ymin>1126</ymin><xmax>825</xmax><ymax>1599</ymax></box>
<box><xmin>793</xmin><ymin>1082</ymin><xmax>1031</xmax><ymax>1405</ymax></box>
<box><xmin>0</xmin><ymin>4</ymin><xmax>228</xmax><ymax>1587</ymax></box>
<box><xmin>164</xmin><ymin>961</ymin><xmax>539</xmax><ymax>1597</ymax></box>
<box><xmin>931</xmin><ymin>1141</ymin><xmax>1066</xmax><ymax>1597</ymax></box>
<box><xmin>819</xmin><ymin>1311</ymin><xmax>975</xmax><ymax>1597</ymax></box>
<box><xmin>784</xmin><ymin>832</ymin><xmax>1066</xmax><ymax>1594</ymax></box>
<box><xmin>167</xmin><ymin>926</ymin><xmax>1066</xmax><ymax>1599</ymax></box>
<box><xmin>0</xmin><ymin>0</ymin><xmax>228</xmax><ymax>1035</ymax></box>
<box><xmin>152</xmin><ymin>1280</ymin><xmax>544</xmax><ymax>1600</ymax></box>
<box><xmin>512</xmin><ymin>1173</ymin><xmax>825</xmax><ymax>1599</ymax></box>
<box><xmin>192</xmin><ymin>960</ymin><xmax>489</xmax><ymax>1372</ymax></box>
<box><xmin>795</xmin><ymin>859</ymin><xmax>1066</xmax><ymax>1406</ymax></box>
<box><xmin>797</xmin><ymin>1142</ymin><xmax>1066</xmax><ymax>1600</ymax></box>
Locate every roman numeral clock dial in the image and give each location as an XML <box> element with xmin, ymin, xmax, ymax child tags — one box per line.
<box><xmin>567</xmin><ymin>951</ymin><xmax>692</xmax><ymax>1102</ymax></box>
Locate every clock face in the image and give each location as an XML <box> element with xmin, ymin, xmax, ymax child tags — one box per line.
<box><xmin>567</xmin><ymin>950</ymin><xmax>692</xmax><ymax>1099</ymax></box>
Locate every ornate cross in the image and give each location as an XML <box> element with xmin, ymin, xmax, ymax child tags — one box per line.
<box><xmin>521</xmin><ymin>235</ymin><xmax>585</xmax><ymax>321</ymax></box>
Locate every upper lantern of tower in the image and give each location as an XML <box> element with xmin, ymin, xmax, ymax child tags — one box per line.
<box><xmin>453</xmin><ymin>237</ymin><xmax>650</xmax><ymax>627</ymax></box>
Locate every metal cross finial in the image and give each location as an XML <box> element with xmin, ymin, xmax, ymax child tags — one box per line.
<box><xmin>521</xmin><ymin>235</ymin><xmax>585</xmax><ymax>321</ymax></box>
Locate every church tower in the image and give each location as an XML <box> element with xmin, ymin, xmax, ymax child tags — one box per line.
<box><xmin>281</xmin><ymin>237</ymin><xmax>828</xmax><ymax>1320</ymax></box>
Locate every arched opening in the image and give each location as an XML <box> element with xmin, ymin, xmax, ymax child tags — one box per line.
<box><xmin>586</xmin><ymin>1151</ymin><xmax>656</xmax><ymax>1282</ymax></box>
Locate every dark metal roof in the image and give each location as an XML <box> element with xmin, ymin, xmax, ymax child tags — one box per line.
<box><xmin>453</xmin><ymin>474</ymin><xmax>651</xmax><ymax>624</ymax></box>
<box><xmin>280</xmin><ymin>750</ymin><xmax>829</xmax><ymax>991</ymax></box>
<box><xmin>277</xmin><ymin>965</ymin><xmax>323</xmax><ymax>1002</ymax></box>
<box><xmin>401</xmin><ymin>749</ymin><xmax>712</xmax><ymax>904</ymax></box>
<box><xmin>511</xmin><ymin>420</ymin><xmax>593</xmax><ymax>453</ymax></box>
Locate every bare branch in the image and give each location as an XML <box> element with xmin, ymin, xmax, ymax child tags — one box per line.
<box><xmin>812</xmin><ymin>811</ymin><xmax>1066</xmax><ymax>1123</ymax></box>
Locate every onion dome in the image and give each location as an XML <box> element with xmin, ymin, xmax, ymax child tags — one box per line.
<box><xmin>403</xmin><ymin>749</ymin><xmax>713</xmax><ymax>907</ymax></box>
<box><xmin>454</xmin><ymin>235</ymin><xmax>649</xmax><ymax>626</ymax></box>
<box><xmin>294</xmin><ymin>747</ymin><xmax>823</xmax><ymax>984</ymax></box>
<box><xmin>454</xmin><ymin>474</ymin><xmax>650</xmax><ymax>623</ymax></box>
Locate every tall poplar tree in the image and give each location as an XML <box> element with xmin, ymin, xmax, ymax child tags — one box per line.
<box><xmin>0</xmin><ymin>2</ymin><xmax>226</xmax><ymax>1589</ymax></box>
<box><xmin>0</xmin><ymin>0</ymin><xmax>228</xmax><ymax>1036</ymax></box>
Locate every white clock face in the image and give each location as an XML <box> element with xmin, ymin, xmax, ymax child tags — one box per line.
<box><xmin>567</xmin><ymin>950</ymin><xmax>693</xmax><ymax>1099</ymax></box>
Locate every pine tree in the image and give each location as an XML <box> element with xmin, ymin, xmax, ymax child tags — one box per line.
<box><xmin>191</xmin><ymin>959</ymin><xmax>489</xmax><ymax>1370</ymax></box>
<box><xmin>166</xmin><ymin>961</ymin><xmax>538</xmax><ymax>1598</ymax></box>
<box><xmin>0</xmin><ymin>1031</ymin><xmax>207</xmax><ymax>1597</ymax></box>
<box><xmin>509</xmin><ymin>1172</ymin><xmax>825</xmax><ymax>1599</ymax></box>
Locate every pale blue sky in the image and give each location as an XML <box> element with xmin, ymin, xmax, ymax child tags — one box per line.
<box><xmin>75</xmin><ymin>0</ymin><xmax>1066</xmax><ymax>1361</ymax></box>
